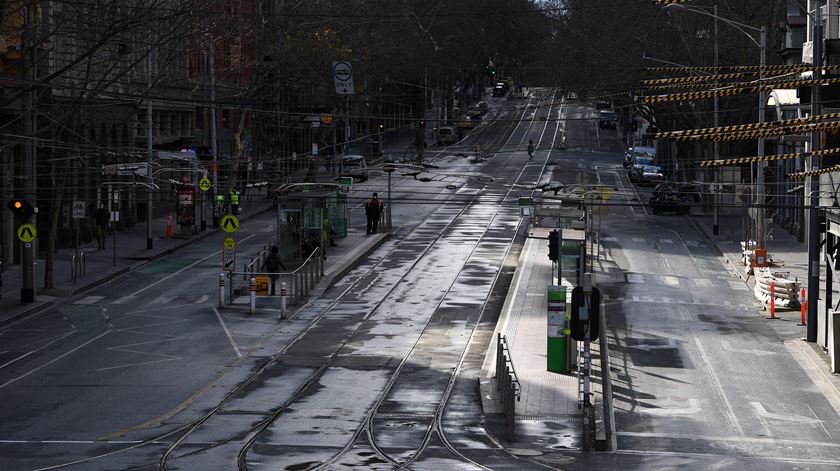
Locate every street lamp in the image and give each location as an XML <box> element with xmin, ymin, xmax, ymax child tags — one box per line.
<box><xmin>665</xmin><ymin>3</ymin><xmax>767</xmax><ymax>246</ymax></box>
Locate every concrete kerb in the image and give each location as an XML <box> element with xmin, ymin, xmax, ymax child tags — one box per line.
<box><xmin>0</xmin><ymin>205</ymin><xmax>275</xmax><ymax>328</ymax></box>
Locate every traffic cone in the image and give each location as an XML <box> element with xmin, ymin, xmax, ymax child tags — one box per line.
<box><xmin>166</xmin><ymin>212</ymin><xmax>173</xmax><ymax>238</ymax></box>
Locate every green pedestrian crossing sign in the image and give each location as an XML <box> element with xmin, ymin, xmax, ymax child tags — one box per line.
<box><xmin>17</xmin><ymin>223</ymin><xmax>37</xmax><ymax>243</ymax></box>
<box><xmin>199</xmin><ymin>177</ymin><xmax>211</xmax><ymax>192</ymax></box>
<box><xmin>221</xmin><ymin>215</ymin><xmax>239</xmax><ymax>233</ymax></box>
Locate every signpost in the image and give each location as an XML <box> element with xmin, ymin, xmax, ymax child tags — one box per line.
<box><xmin>221</xmin><ymin>215</ymin><xmax>239</xmax><ymax>233</ymax></box>
<box><xmin>333</xmin><ymin>61</ymin><xmax>354</xmax><ymax>95</ymax></box>
<box><xmin>222</xmin><ymin>236</ymin><xmax>236</xmax><ymax>272</ymax></box>
<box><xmin>72</xmin><ymin>201</ymin><xmax>85</xmax><ymax>265</ymax></box>
<box><xmin>223</xmin><ymin>236</ymin><xmax>236</xmax><ymax>250</ymax></box>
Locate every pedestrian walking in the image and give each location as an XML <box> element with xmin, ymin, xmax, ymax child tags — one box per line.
<box><xmin>230</xmin><ymin>188</ymin><xmax>241</xmax><ymax>216</ymax></box>
<box><xmin>94</xmin><ymin>204</ymin><xmax>109</xmax><ymax>250</ymax></box>
<box><xmin>527</xmin><ymin>140</ymin><xmax>534</xmax><ymax>160</ymax></box>
<box><xmin>263</xmin><ymin>245</ymin><xmax>286</xmax><ymax>295</ymax></box>
<box><xmin>365</xmin><ymin>192</ymin><xmax>383</xmax><ymax>235</ymax></box>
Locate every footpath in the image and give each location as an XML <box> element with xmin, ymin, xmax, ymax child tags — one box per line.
<box><xmin>0</xmin><ymin>126</ymin><xmax>419</xmax><ymax>328</ymax></box>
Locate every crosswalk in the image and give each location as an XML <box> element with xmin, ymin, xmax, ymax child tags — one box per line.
<box><xmin>602</xmin><ymin>293</ymin><xmax>754</xmax><ymax>309</ymax></box>
<box><xmin>73</xmin><ymin>294</ymin><xmax>211</xmax><ymax>306</ymax></box>
<box><xmin>623</xmin><ymin>272</ymin><xmax>751</xmax><ymax>293</ymax></box>
<box><xmin>600</xmin><ymin>236</ymin><xmax>707</xmax><ymax>248</ymax></box>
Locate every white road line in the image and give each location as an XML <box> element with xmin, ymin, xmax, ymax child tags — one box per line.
<box><xmin>128</xmin><ymin>233</ymin><xmax>257</xmax><ymax>298</ymax></box>
<box><xmin>0</xmin><ymin>330</ymin><xmax>112</xmax><ymax>389</ymax></box>
<box><xmin>211</xmin><ymin>306</ymin><xmax>242</xmax><ymax>358</ymax></box>
<box><xmin>632</xmin><ymin>237</ymin><xmax>645</xmax><ymax>243</ymax></box>
<box><xmin>0</xmin><ymin>330</ymin><xmax>76</xmax><ymax>370</ymax></box>
<box><xmin>694</xmin><ymin>337</ymin><xmax>744</xmax><ymax>436</ymax></box>
<box><xmin>73</xmin><ymin>296</ymin><xmax>104</xmax><ymax>305</ymax></box>
<box><xmin>661</xmin><ymin>275</ymin><xmax>679</xmax><ymax>286</ymax></box>
<box><xmin>111</xmin><ymin>296</ymin><xmax>137</xmax><ymax>305</ymax></box>
<box><xmin>193</xmin><ymin>294</ymin><xmax>210</xmax><ymax>304</ymax></box>
<box><xmin>617</xmin><ymin>430</ymin><xmax>840</xmax><ymax>449</ymax></box>
<box><xmin>626</xmin><ymin>274</ymin><xmax>644</xmax><ymax>283</ymax></box>
<box><xmin>660</xmin><ymin>239</ymin><xmax>674</xmax><ymax>244</ymax></box>
<box><xmin>750</xmin><ymin>401</ymin><xmax>821</xmax><ymax>424</ymax></box>
<box><xmin>150</xmin><ymin>296</ymin><xmax>176</xmax><ymax>305</ymax></box>
<box><xmin>637</xmin><ymin>398</ymin><xmax>701</xmax><ymax>416</ymax></box>
<box><xmin>694</xmin><ymin>279</ymin><xmax>712</xmax><ymax>288</ymax></box>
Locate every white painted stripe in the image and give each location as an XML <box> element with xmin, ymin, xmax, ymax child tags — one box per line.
<box><xmin>617</xmin><ymin>431</ymin><xmax>840</xmax><ymax>449</ymax></box>
<box><xmin>73</xmin><ymin>296</ymin><xmax>104</xmax><ymax>305</ymax></box>
<box><xmin>728</xmin><ymin>281</ymin><xmax>748</xmax><ymax>291</ymax></box>
<box><xmin>694</xmin><ymin>279</ymin><xmax>712</xmax><ymax>288</ymax></box>
<box><xmin>632</xmin><ymin>237</ymin><xmax>645</xmax><ymax>243</ymax></box>
<box><xmin>150</xmin><ymin>296</ymin><xmax>176</xmax><ymax>305</ymax></box>
<box><xmin>661</xmin><ymin>275</ymin><xmax>679</xmax><ymax>286</ymax></box>
<box><xmin>193</xmin><ymin>294</ymin><xmax>210</xmax><ymax>304</ymax></box>
<box><xmin>685</xmin><ymin>240</ymin><xmax>700</xmax><ymax>247</ymax></box>
<box><xmin>0</xmin><ymin>330</ymin><xmax>76</xmax><ymax>370</ymax></box>
<box><xmin>212</xmin><ymin>306</ymin><xmax>242</xmax><ymax>358</ymax></box>
<box><xmin>0</xmin><ymin>330</ymin><xmax>111</xmax><ymax>389</ymax></box>
<box><xmin>660</xmin><ymin>239</ymin><xmax>673</xmax><ymax>244</ymax></box>
<box><xmin>111</xmin><ymin>296</ymin><xmax>137</xmax><ymax>305</ymax></box>
<box><xmin>626</xmin><ymin>274</ymin><xmax>644</xmax><ymax>283</ymax></box>
<box><xmin>694</xmin><ymin>337</ymin><xmax>744</xmax><ymax>436</ymax></box>
<box><xmin>601</xmin><ymin>237</ymin><xmax>618</xmax><ymax>242</ymax></box>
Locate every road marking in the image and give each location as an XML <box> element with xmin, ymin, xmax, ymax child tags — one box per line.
<box><xmin>677</xmin><ymin>305</ymin><xmax>692</xmax><ymax>321</ymax></box>
<box><xmin>694</xmin><ymin>279</ymin><xmax>712</xmax><ymax>288</ymax></box>
<box><xmin>128</xmin><ymin>233</ymin><xmax>257</xmax><ymax>298</ymax></box>
<box><xmin>0</xmin><ymin>330</ymin><xmax>76</xmax><ymax>370</ymax></box>
<box><xmin>661</xmin><ymin>275</ymin><xmax>679</xmax><ymax>286</ymax></box>
<box><xmin>629</xmin><ymin>338</ymin><xmax>677</xmax><ymax>351</ymax></box>
<box><xmin>193</xmin><ymin>294</ymin><xmax>210</xmax><ymax>304</ymax></box>
<box><xmin>617</xmin><ymin>431</ymin><xmax>840</xmax><ymax>449</ymax></box>
<box><xmin>626</xmin><ymin>274</ymin><xmax>644</xmax><ymax>283</ymax></box>
<box><xmin>601</xmin><ymin>236</ymin><xmax>618</xmax><ymax>242</ymax></box>
<box><xmin>0</xmin><ymin>330</ymin><xmax>112</xmax><ymax>389</ymax></box>
<box><xmin>694</xmin><ymin>337</ymin><xmax>744</xmax><ymax>436</ymax></box>
<box><xmin>632</xmin><ymin>237</ymin><xmax>645</xmax><ymax>243</ymax></box>
<box><xmin>685</xmin><ymin>240</ymin><xmax>700</xmax><ymax>247</ymax></box>
<box><xmin>637</xmin><ymin>398</ymin><xmax>701</xmax><ymax>416</ymax></box>
<box><xmin>728</xmin><ymin>281</ymin><xmax>748</xmax><ymax>291</ymax></box>
<box><xmin>751</xmin><ymin>401</ymin><xmax>822</xmax><ymax>424</ymax></box>
<box><xmin>660</xmin><ymin>239</ymin><xmax>673</xmax><ymax>244</ymax></box>
<box><xmin>212</xmin><ymin>306</ymin><xmax>242</xmax><ymax>358</ymax></box>
<box><xmin>150</xmin><ymin>296</ymin><xmax>176</xmax><ymax>305</ymax></box>
<box><xmin>73</xmin><ymin>296</ymin><xmax>104</xmax><ymax>305</ymax></box>
<box><xmin>111</xmin><ymin>296</ymin><xmax>137</xmax><ymax>305</ymax></box>
<box><xmin>785</xmin><ymin>340</ymin><xmax>840</xmax><ymax>419</ymax></box>
<box><xmin>721</xmin><ymin>340</ymin><xmax>776</xmax><ymax>356</ymax></box>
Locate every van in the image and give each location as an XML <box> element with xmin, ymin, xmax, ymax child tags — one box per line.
<box><xmin>340</xmin><ymin>154</ymin><xmax>368</xmax><ymax>182</ymax></box>
<box><xmin>437</xmin><ymin>126</ymin><xmax>458</xmax><ymax>146</ymax></box>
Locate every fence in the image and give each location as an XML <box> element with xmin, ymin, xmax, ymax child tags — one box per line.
<box><xmin>223</xmin><ymin>247</ymin><xmax>324</xmax><ymax>310</ymax></box>
<box><xmin>495</xmin><ymin>333</ymin><xmax>521</xmax><ymax>441</ymax></box>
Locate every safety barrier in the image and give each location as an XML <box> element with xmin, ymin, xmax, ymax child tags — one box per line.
<box><xmin>71</xmin><ymin>252</ymin><xmax>86</xmax><ymax>284</ymax></box>
<box><xmin>243</xmin><ymin>244</ymin><xmax>271</xmax><ymax>282</ymax></box>
<box><xmin>221</xmin><ymin>247</ymin><xmax>324</xmax><ymax>311</ymax></box>
<box><xmin>495</xmin><ymin>333</ymin><xmax>521</xmax><ymax>441</ymax></box>
<box><xmin>753</xmin><ymin>267</ymin><xmax>801</xmax><ymax>309</ymax></box>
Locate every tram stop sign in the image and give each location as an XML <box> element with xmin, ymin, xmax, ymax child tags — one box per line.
<box><xmin>223</xmin><ymin>236</ymin><xmax>236</xmax><ymax>250</ymax></box>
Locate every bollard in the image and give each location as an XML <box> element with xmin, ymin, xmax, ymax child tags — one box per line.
<box><xmin>767</xmin><ymin>281</ymin><xmax>776</xmax><ymax>319</ymax></box>
<box><xmin>249</xmin><ymin>277</ymin><xmax>256</xmax><ymax>314</ymax></box>
<box><xmin>218</xmin><ymin>273</ymin><xmax>226</xmax><ymax>307</ymax></box>
<box><xmin>280</xmin><ymin>282</ymin><xmax>287</xmax><ymax>319</ymax></box>
<box><xmin>799</xmin><ymin>287</ymin><xmax>807</xmax><ymax>326</ymax></box>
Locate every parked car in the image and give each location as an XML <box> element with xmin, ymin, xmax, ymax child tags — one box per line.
<box><xmin>623</xmin><ymin>146</ymin><xmax>657</xmax><ymax>168</ymax></box>
<box><xmin>650</xmin><ymin>192</ymin><xmax>690</xmax><ymax>215</ymax></box>
<box><xmin>492</xmin><ymin>85</ymin><xmax>507</xmax><ymax>97</ymax></box>
<box><xmin>628</xmin><ymin>160</ymin><xmax>655</xmax><ymax>182</ymax></box>
<box><xmin>637</xmin><ymin>165</ymin><xmax>664</xmax><ymax>187</ymax></box>
<box><xmin>598</xmin><ymin>110</ymin><xmax>617</xmax><ymax>129</ymax></box>
<box><xmin>457</xmin><ymin>116</ymin><xmax>475</xmax><ymax>130</ymax></box>
<box><xmin>467</xmin><ymin>109</ymin><xmax>484</xmax><ymax>120</ymax></box>
<box><xmin>437</xmin><ymin>126</ymin><xmax>458</xmax><ymax>145</ymax></box>
<box><xmin>476</xmin><ymin>101</ymin><xmax>488</xmax><ymax>112</ymax></box>
<box><xmin>340</xmin><ymin>154</ymin><xmax>368</xmax><ymax>182</ymax></box>
<box><xmin>653</xmin><ymin>182</ymin><xmax>701</xmax><ymax>202</ymax></box>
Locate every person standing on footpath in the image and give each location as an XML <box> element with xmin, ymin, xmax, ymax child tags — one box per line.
<box><xmin>94</xmin><ymin>204</ymin><xmax>109</xmax><ymax>250</ymax></box>
<box><xmin>230</xmin><ymin>188</ymin><xmax>241</xmax><ymax>216</ymax></box>
<box><xmin>365</xmin><ymin>192</ymin><xmax>383</xmax><ymax>235</ymax></box>
<box><xmin>263</xmin><ymin>245</ymin><xmax>286</xmax><ymax>295</ymax></box>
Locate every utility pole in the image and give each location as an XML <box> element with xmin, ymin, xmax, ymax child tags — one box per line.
<box><xmin>20</xmin><ymin>1</ymin><xmax>34</xmax><ymax>303</ymax></box>
<box><xmin>807</xmin><ymin>3</ymin><xmax>822</xmax><ymax>343</ymax></box>
<box><xmin>756</xmin><ymin>25</ymin><xmax>768</xmax><ymax>250</ymax></box>
<box><xmin>713</xmin><ymin>4</ymin><xmax>720</xmax><ymax>235</ymax></box>
<box><xmin>146</xmin><ymin>44</ymin><xmax>154</xmax><ymax>250</ymax></box>
<box><xmin>209</xmin><ymin>41</ymin><xmax>219</xmax><ymax>228</ymax></box>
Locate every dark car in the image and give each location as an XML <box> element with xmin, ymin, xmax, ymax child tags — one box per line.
<box><xmin>492</xmin><ymin>85</ymin><xmax>507</xmax><ymax>97</ymax></box>
<box><xmin>653</xmin><ymin>182</ymin><xmax>701</xmax><ymax>202</ymax></box>
<box><xmin>650</xmin><ymin>192</ymin><xmax>690</xmax><ymax>215</ymax></box>
<box><xmin>598</xmin><ymin>110</ymin><xmax>617</xmax><ymax>129</ymax></box>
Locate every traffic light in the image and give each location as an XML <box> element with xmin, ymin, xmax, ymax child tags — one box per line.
<box><xmin>419</xmin><ymin>119</ymin><xmax>426</xmax><ymax>128</ymax></box>
<box><xmin>570</xmin><ymin>286</ymin><xmax>600</xmax><ymax>341</ymax></box>
<box><xmin>548</xmin><ymin>229</ymin><xmax>559</xmax><ymax>261</ymax></box>
<box><xmin>378</xmin><ymin>122</ymin><xmax>385</xmax><ymax>130</ymax></box>
<box><xmin>7</xmin><ymin>198</ymin><xmax>34</xmax><ymax>221</ymax></box>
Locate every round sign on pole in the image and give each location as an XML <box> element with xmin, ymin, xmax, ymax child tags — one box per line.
<box><xmin>223</xmin><ymin>237</ymin><xmax>236</xmax><ymax>250</ymax></box>
<box><xmin>221</xmin><ymin>215</ymin><xmax>240</xmax><ymax>233</ymax></box>
<box><xmin>199</xmin><ymin>177</ymin><xmax>211</xmax><ymax>192</ymax></box>
<box><xmin>17</xmin><ymin>223</ymin><xmax>37</xmax><ymax>243</ymax></box>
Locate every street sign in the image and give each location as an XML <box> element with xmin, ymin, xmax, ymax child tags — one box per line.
<box><xmin>333</xmin><ymin>61</ymin><xmax>354</xmax><ymax>95</ymax></box>
<box><xmin>221</xmin><ymin>215</ymin><xmax>240</xmax><ymax>233</ymax></box>
<box><xmin>72</xmin><ymin>201</ymin><xmax>85</xmax><ymax>219</ymax></box>
<box><xmin>223</xmin><ymin>236</ymin><xmax>236</xmax><ymax>250</ymax></box>
<box><xmin>199</xmin><ymin>177</ymin><xmax>211</xmax><ymax>192</ymax></box>
<box><xmin>17</xmin><ymin>223</ymin><xmax>36</xmax><ymax>243</ymax></box>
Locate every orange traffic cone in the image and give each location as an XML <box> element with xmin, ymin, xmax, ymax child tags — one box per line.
<box><xmin>165</xmin><ymin>212</ymin><xmax>174</xmax><ymax>238</ymax></box>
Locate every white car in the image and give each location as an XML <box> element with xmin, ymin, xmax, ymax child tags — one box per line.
<box><xmin>340</xmin><ymin>155</ymin><xmax>368</xmax><ymax>182</ymax></box>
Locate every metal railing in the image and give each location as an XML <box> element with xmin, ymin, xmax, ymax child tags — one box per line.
<box><xmin>243</xmin><ymin>244</ymin><xmax>271</xmax><ymax>281</ymax></box>
<box><xmin>495</xmin><ymin>333</ymin><xmax>521</xmax><ymax>441</ymax></box>
<box><xmin>71</xmin><ymin>252</ymin><xmax>86</xmax><ymax>284</ymax></box>
<box><xmin>224</xmin><ymin>247</ymin><xmax>324</xmax><ymax>307</ymax></box>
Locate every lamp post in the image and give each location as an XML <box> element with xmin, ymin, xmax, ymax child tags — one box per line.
<box><xmin>807</xmin><ymin>3</ymin><xmax>822</xmax><ymax>343</ymax></box>
<box><xmin>665</xmin><ymin>4</ymin><xmax>767</xmax><ymax>246</ymax></box>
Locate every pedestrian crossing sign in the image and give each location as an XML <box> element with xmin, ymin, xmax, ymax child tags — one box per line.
<box><xmin>221</xmin><ymin>215</ymin><xmax>239</xmax><ymax>233</ymax></box>
<box><xmin>17</xmin><ymin>223</ymin><xmax>37</xmax><ymax>243</ymax></box>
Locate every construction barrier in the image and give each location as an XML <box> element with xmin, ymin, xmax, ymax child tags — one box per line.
<box><xmin>754</xmin><ymin>267</ymin><xmax>801</xmax><ymax>309</ymax></box>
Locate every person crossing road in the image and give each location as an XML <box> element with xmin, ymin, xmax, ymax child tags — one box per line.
<box><xmin>527</xmin><ymin>140</ymin><xmax>534</xmax><ymax>160</ymax></box>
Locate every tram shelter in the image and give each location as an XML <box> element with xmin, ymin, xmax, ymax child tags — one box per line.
<box><xmin>275</xmin><ymin>185</ymin><xmax>348</xmax><ymax>262</ymax></box>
